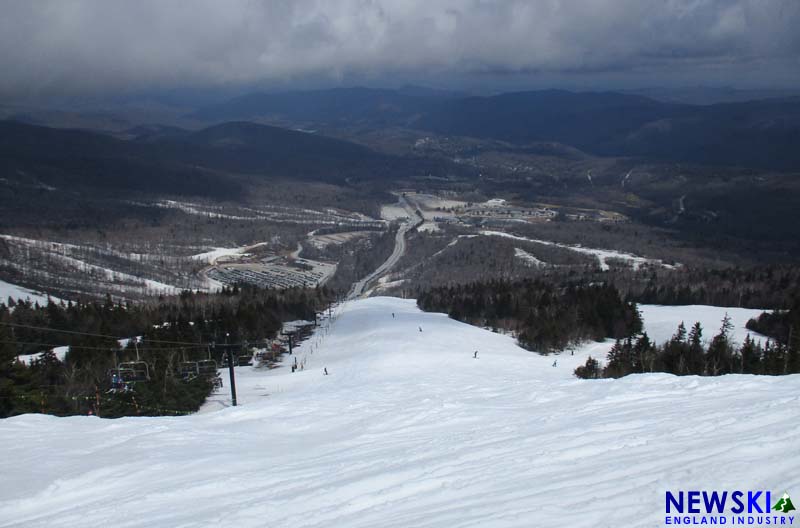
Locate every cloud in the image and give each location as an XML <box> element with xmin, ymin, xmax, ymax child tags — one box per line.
<box><xmin>1</xmin><ymin>0</ymin><xmax>799</xmax><ymax>97</ymax></box>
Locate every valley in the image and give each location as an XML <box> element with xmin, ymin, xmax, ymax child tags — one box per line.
<box><xmin>3</xmin><ymin>5</ymin><xmax>800</xmax><ymax>528</ymax></box>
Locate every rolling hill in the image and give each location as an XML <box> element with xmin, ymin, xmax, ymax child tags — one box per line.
<box><xmin>0</xmin><ymin>119</ymin><xmax>401</xmax><ymax>199</ymax></box>
<box><xmin>196</xmin><ymin>88</ymin><xmax>800</xmax><ymax>171</ymax></box>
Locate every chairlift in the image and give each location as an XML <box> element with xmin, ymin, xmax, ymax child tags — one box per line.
<box><xmin>113</xmin><ymin>339</ymin><xmax>151</xmax><ymax>383</ymax></box>
<box><xmin>119</xmin><ymin>361</ymin><xmax>150</xmax><ymax>382</ymax></box>
<box><xmin>237</xmin><ymin>355</ymin><xmax>253</xmax><ymax>367</ymax></box>
<box><xmin>197</xmin><ymin>359</ymin><xmax>218</xmax><ymax>377</ymax></box>
<box><xmin>107</xmin><ymin>367</ymin><xmax>134</xmax><ymax>393</ymax></box>
<box><xmin>178</xmin><ymin>361</ymin><xmax>199</xmax><ymax>381</ymax></box>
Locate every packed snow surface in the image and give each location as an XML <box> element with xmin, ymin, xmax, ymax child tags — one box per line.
<box><xmin>1</xmin><ymin>297</ymin><xmax>798</xmax><ymax>528</ymax></box>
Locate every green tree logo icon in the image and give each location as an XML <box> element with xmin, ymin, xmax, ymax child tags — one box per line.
<box><xmin>773</xmin><ymin>492</ymin><xmax>796</xmax><ymax>514</ymax></box>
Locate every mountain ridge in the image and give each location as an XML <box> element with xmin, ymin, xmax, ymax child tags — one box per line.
<box><xmin>194</xmin><ymin>87</ymin><xmax>800</xmax><ymax>171</ymax></box>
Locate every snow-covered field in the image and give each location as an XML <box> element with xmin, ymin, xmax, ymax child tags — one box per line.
<box><xmin>409</xmin><ymin>193</ymin><xmax>467</xmax><ymax>211</ymax></box>
<box><xmin>16</xmin><ymin>346</ymin><xmax>69</xmax><ymax>366</ymax></box>
<box><xmin>0</xmin><ymin>278</ymin><xmax>56</xmax><ymax>305</ymax></box>
<box><xmin>417</xmin><ymin>221</ymin><xmax>441</xmax><ymax>233</ymax></box>
<box><xmin>481</xmin><ymin>230</ymin><xmax>678</xmax><ymax>270</ymax></box>
<box><xmin>1</xmin><ymin>298</ymin><xmax>797</xmax><ymax>528</ymax></box>
<box><xmin>514</xmin><ymin>247</ymin><xmax>546</xmax><ymax>268</ymax></box>
<box><xmin>638</xmin><ymin>304</ymin><xmax>768</xmax><ymax>346</ymax></box>
<box><xmin>380</xmin><ymin>202</ymin><xmax>411</xmax><ymax>221</ymax></box>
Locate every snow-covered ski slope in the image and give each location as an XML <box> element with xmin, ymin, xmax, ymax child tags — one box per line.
<box><xmin>1</xmin><ymin>297</ymin><xmax>799</xmax><ymax>528</ymax></box>
<box><xmin>0</xmin><ymin>278</ymin><xmax>55</xmax><ymax>305</ymax></box>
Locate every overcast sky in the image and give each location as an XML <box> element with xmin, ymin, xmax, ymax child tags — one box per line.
<box><xmin>1</xmin><ymin>0</ymin><xmax>799</xmax><ymax>99</ymax></box>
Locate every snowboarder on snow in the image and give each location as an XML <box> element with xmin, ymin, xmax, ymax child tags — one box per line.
<box><xmin>552</xmin><ymin>360</ymin><xmax>557</xmax><ymax>367</ymax></box>
<box><xmin>323</xmin><ymin>368</ymin><xmax>328</xmax><ymax>375</ymax></box>
<box><xmin>419</xmin><ymin>326</ymin><xmax>423</xmax><ymax>332</ymax></box>
<box><xmin>392</xmin><ymin>313</ymin><xmax>395</xmax><ymax>318</ymax></box>
<box><xmin>473</xmin><ymin>351</ymin><xmax>478</xmax><ymax>359</ymax></box>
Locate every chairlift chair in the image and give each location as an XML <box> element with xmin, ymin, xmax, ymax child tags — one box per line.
<box><xmin>237</xmin><ymin>355</ymin><xmax>253</xmax><ymax>367</ymax></box>
<box><xmin>178</xmin><ymin>361</ymin><xmax>199</xmax><ymax>381</ymax></box>
<box><xmin>108</xmin><ymin>367</ymin><xmax>134</xmax><ymax>393</ymax></box>
<box><xmin>118</xmin><ymin>361</ymin><xmax>150</xmax><ymax>382</ymax></box>
<box><xmin>197</xmin><ymin>359</ymin><xmax>218</xmax><ymax>377</ymax></box>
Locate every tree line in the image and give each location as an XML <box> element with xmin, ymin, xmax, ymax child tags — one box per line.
<box><xmin>626</xmin><ymin>265</ymin><xmax>800</xmax><ymax>309</ymax></box>
<box><xmin>1</xmin><ymin>285</ymin><xmax>333</xmax><ymax>418</ymax></box>
<box><xmin>745</xmin><ymin>305</ymin><xmax>800</xmax><ymax>347</ymax></box>
<box><xmin>417</xmin><ymin>279</ymin><xmax>642</xmax><ymax>353</ymax></box>
<box><xmin>575</xmin><ymin>315</ymin><xmax>800</xmax><ymax>379</ymax></box>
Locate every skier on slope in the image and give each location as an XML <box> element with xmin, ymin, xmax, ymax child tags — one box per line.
<box><xmin>473</xmin><ymin>351</ymin><xmax>478</xmax><ymax>359</ymax></box>
<box><xmin>324</xmin><ymin>368</ymin><xmax>328</xmax><ymax>375</ymax></box>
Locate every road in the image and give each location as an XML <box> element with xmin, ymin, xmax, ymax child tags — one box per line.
<box><xmin>348</xmin><ymin>195</ymin><xmax>421</xmax><ymax>299</ymax></box>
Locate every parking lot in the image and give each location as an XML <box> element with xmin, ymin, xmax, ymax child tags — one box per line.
<box><xmin>206</xmin><ymin>258</ymin><xmax>336</xmax><ymax>289</ymax></box>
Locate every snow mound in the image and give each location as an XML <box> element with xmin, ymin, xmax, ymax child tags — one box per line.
<box><xmin>1</xmin><ymin>297</ymin><xmax>797</xmax><ymax>528</ymax></box>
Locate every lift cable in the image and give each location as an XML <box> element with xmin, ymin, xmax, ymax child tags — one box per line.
<box><xmin>0</xmin><ymin>321</ymin><xmax>249</xmax><ymax>347</ymax></box>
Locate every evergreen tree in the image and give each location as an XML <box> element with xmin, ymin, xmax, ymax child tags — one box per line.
<box><xmin>739</xmin><ymin>334</ymin><xmax>761</xmax><ymax>374</ymax></box>
<box><xmin>634</xmin><ymin>333</ymin><xmax>655</xmax><ymax>373</ymax></box>
<box><xmin>661</xmin><ymin>322</ymin><xmax>689</xmax><ymax>375</ymax></box>
<box><xmin>706</xmin><ymin>314</ymin><xmax>735</xmax><ymax>375</ymax></box>
<box><xmin>786</xmin><ymin>324</ymin><xmax>800</xmax><ymax>374</ymax></box>
<box><xmin>686</xmin><ymin>322</ymin><xmax>705</xmax><ymax>375</ymax></box>
<box><xmin>604</xmin><ymin>338</ymin><xmax>634</xmax><ymax>378</ymax></box>
<box><xmin>574</xmin><ymin>356</ymin><xmax>601</xmax><ymax>379</ymax></box>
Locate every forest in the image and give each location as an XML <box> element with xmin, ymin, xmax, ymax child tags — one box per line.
<box><xmin>575</xmin><ymin>314</ymin><xmax>800</xmax><ymax>379</ymax></box>
<box><xmin>626</xmin><ymin>265</ymin><xmax>800</xmax><ymax>309</ymax></box>
<box><xmin>0</xmin><ymin>285</ymin><xmax>333</xmax><ymax>418</ymax></box>
<box><xmin>417</xmin><ymin>279</ymin><xmax>642</xmax><ymax>353</ymax></box>
<box><xmin>745</xmin><ymin>305</ymin><xmax>800</xmax><ymax>345</ymax></box>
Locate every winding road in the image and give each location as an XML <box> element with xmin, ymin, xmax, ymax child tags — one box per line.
<box><xmin>348</xmin><ymin>195</ymin><xmax>422</xmax><ymax>299</ymax></box>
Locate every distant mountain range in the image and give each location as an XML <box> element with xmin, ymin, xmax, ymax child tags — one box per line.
<box><xmin>0</xmin><ymin>120</ymin><xmax>397</xmax><ymax>200</ymax></box>
<box><xmin>194</xmin><ymin>87</ymin><xmax>800</xmax><ymax>171</ymax></box>
<box><xmin>191</xmin><ymin>86</ymin><xmax>454</xmax><ymax>128</ymax></box>
<box><xmin>0</xmin><ymin>121</ymin><xmax>465</xmax><ymax>212</ymax></box>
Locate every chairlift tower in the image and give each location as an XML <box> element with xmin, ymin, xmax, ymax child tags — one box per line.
<box><xmin>224</xmin><ymin>332</ymin><xmax>237</xmax><ymax>407</ymax></box>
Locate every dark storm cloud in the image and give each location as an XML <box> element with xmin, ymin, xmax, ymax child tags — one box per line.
<box><xmin>1</xmin><ymin>0</ymin><xmax>799</xmax><ymax>96</ymax></box>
